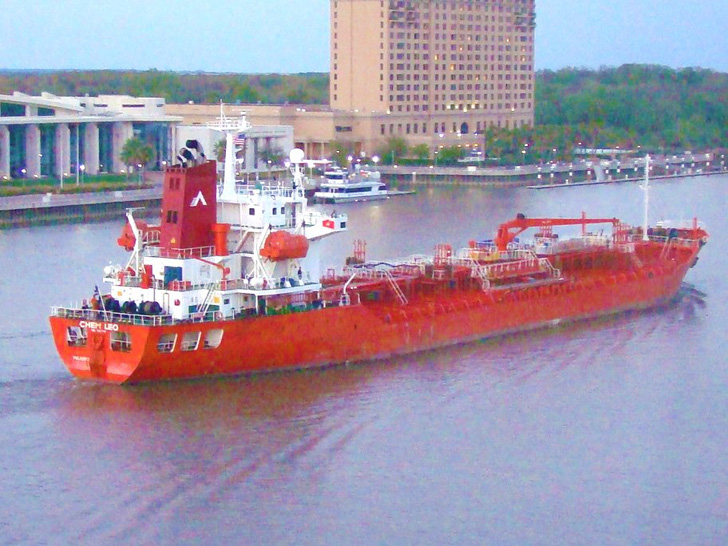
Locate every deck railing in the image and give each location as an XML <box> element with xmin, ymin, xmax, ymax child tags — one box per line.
<box><xmin>51</xmin><ymin>306</ymin><xmax>173</xmax><ymax>326</ymax></box>
<box><xmin>146</xmin><ymin>246</ymin><xmax>216</xmax><ymax>259</ymax></box>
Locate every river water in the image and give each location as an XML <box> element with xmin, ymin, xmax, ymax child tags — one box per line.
<box><xmin>1</xmin><ymin>175</ymin><xmax>726</xmax><ymax>545</ymax></box>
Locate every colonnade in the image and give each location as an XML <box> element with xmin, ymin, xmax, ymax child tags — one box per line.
<box><xmin>0</xmin><ymin>121</ymin><xmax>135</xmax><ymax>179</ymax></box>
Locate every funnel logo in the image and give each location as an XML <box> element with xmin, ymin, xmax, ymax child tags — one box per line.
<box><xmin>190</xmin><ymin>191</ymin><xmax>208</xmax><ymax>207</ymax></box>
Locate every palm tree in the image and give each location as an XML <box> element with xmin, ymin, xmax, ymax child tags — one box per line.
<box><xmin>120</xmin><ymin>137</ymin><xmax>154</xmax><ymax>184</ymax></box>
<box><xmin>213</xmin><ymin>138</ymin><xmax>226</xmax><ymax>162</ymax></box>
<box><xmin>258</xmin><ymin>144</ymin><xmax>285</xmax><ymax>178</ymax></box>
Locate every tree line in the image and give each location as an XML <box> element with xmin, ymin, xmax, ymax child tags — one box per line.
<box><xmin>0</xmin><ymin>69</ymin><xmax>329</xmax><ymax>105</ymax></box>
<box><xmin>3</xmin><ymin>65</ymin><xmax>725</xmax><ymax>164</ymax></box>
<box><xmin>535</xmin><ymin>64</ymin><xmax>728</xmax><ymax>154</ymax></box>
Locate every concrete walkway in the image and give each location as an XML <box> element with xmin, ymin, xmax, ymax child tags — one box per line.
<box><xmin>0</xmin><ymin>187</ymin><xmax>162</xmax><ymax>212</ymax></box>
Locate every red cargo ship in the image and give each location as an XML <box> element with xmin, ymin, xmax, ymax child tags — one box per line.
<box><xmin>49</xmin><ymin>131</ymin><xmax>708</xmax><ymax>383</ymax></box>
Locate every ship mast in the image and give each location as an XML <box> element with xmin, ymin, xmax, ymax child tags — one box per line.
<box><xmin>642</xmin><ymin>154</ymin><xmax>650</xmax><ymax>241</ymax></box>
<box><xmin>207</xmin><ymin>104</ymin><xmax>252</xmax><ymax>200</ymax></box>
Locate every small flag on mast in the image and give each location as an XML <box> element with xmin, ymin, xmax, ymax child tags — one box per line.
<box><xmin>233</xmin><ymin>133</ymin><xmax>246</xmax><ymax>147</ymax></box>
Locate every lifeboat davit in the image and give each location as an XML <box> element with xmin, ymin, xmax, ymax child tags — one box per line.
<box><xmin>260</xmin><ymin>231</ymin><xmax>309</xmax><ymax>261</ymax></box>
<box><xmin>117</xmin><ymin>220</ymin><xmax>160</xmax><ymax>251</ymax></box>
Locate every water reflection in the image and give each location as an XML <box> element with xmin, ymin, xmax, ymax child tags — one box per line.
<box><xmin>1</xmin><ymin>176</ymin><xmax>725</xmax><ymax>545</ymax></box>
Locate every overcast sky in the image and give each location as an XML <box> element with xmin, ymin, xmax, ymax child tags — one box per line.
<box><xmin>2</xmin><ymin>0</ymin><xmax>727</xmax><ymax>73</ymax></box>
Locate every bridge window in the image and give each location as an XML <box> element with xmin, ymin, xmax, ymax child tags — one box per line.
<box><xmin>157</xmin><ymin>333</ymin><xmax>177</xmax><ymax>353</ymax></box>
<box><xmin>204</xmin><ymin>329</ymin><xmax>224</xmax><ymax>349</ymax></box>
<box><xmin>110</xmin><ymin>331</ymin><xmax>132</xmax><ymax>352</ymax></box>
<box><xmin>66</xmin><ymin>326</ymin><xmax>87</xmax><ymax>347</ymax></box>
<box><xmin>181</xmin><ymin>331</ymin><xmax>201</xmax><ymax>351</ymax></box>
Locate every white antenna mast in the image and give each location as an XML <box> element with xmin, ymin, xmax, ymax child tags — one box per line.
<box><xmin>207</xmin><ymin>104</ymin><xmax>252</xmax><ymax>200</ymax></box>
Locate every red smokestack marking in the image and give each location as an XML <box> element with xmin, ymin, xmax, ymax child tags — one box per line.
<box><xmin>160</xmin><ymin>161</ymin><xmax>218</xmax><ymax>253</ymax></box>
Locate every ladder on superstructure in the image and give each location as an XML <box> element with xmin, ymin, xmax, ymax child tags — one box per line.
<box><xmin>196</xmin><ymin>282</ymin><xmax>219</xmax><ymax>317</ymax></box>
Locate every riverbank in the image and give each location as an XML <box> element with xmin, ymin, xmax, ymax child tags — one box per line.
<box><xmin>379</xmin><ymin>153</ymin><xmax>724</xmax><ymax>188</ymax></box>
<box><xmin>0</xmin><ymin>188</ymin><xmax>161</xmax><ymax>228</ymax></box>
<box><xmin>1</xmin><ymin>160</ymin><xmax>723</xmax><ymax>228</ymax></box>
<box><xmin>528</xmin><ymin>170</ymin><xmax>723</xmax><ymax>190</ymax></box>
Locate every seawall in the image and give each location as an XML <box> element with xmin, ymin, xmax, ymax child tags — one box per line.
<box><xmin>0</xmin><ymin>188</ymin><xmax>162</xmax><ymax>229</ymax></box>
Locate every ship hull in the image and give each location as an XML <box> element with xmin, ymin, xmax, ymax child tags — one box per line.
<box><xmin>49</xmin><ymin>259</ymin><xmax>692</xmax><ymax>384</ymax></box>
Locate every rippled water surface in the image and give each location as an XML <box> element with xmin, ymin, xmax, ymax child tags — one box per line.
<box><xmin>1</xmin><ymin>176</ymin><xmax>727</xmax><ymax>545</ymax></box>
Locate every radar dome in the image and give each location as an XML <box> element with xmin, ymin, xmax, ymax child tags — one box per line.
<box><xmin>289</xmin><ymin>148</ymin><xmax>305</xmax><ymax>164</ymax></box>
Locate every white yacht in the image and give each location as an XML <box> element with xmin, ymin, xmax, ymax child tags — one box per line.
<box><xmin>314</xmin><ymin>165</ymin><xmax>388</xmax><ymax>203</ymax></box>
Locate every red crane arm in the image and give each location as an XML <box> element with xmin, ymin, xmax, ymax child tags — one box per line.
<box><xmin>494</xmin><ymin>214</ymin><xmax>619</xmax><ymax>251</ymax></box>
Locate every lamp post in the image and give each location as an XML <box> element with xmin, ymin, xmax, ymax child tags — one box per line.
<box><xmin>79</xmin><ymin>164</ymin><xmax>85</xmax><ymax>185</ymax></box>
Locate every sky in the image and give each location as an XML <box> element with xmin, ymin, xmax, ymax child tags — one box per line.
<box><xmin>1</xmin><ymin>0</ymin><xmax>727</xmax><ymax>73</ymax></box>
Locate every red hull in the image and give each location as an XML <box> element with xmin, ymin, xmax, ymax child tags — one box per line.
<box><xmin>49</xmin><ymin>257</ymin><xmax>693</xmax><ymax>384</ymax></box>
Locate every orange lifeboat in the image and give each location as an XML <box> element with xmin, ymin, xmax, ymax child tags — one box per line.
<box><xmin>117</xmin><ymin>220</ymin><xmax>160</xmax><ymax>251</ymax></box>
<box><xmin>260</xmin><ymin>231</ymin><xmax>309</xmax><ymax>261</ymax></box>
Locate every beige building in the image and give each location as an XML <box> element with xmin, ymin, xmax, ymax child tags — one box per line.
<box><xmin>169</xmin><ymin>0</ymin><xmax>536</xmax><ymax>160</ymax></box>
<box><xmin>332</xmin><ymin>0</ymin><xmax>536</xmax><ymax>134</ymax></box>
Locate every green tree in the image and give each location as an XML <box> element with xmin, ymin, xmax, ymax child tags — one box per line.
<box><xmin>258</xmin><ymin>143</ymin><xmax>285</xmax><ymax>176</ymax></box>
<box><xmin>120</xmin><ymin>137</ymin><xmax>154</xmax><ymax>184</ymax></box>
<box><xmin>436</xmin><ymin>146</ymin><xmax>466</xmax><ymax>166</ymax></box>
<box><xmin>213</xmin><ymin>139</ymin><xmax>226</xmax><ymax>162</ymax></box>
<box><xmin>377</xmin><ymin>136</ymin><xmax>409</xmax><ymax>165</ymax></box>
<box><xmin>411</xmin><ymin>143</ymin><xmax>430</xmax><ymax>161</ymax></box>
<box><xmin>328</xmin><ymin>141</ymin><xmax>351</xmax><ymax>166</ymax></box>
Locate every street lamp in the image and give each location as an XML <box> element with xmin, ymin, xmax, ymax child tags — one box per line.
<box><xmin>79</xmin><ymin>164</ymin><xmax>85</xmax><ymax>185</ymax></box>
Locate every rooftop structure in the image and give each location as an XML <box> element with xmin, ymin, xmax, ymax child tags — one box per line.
<box><xmin>0</xmin><ymin>92</ymin><xmax>181</xmax><ymax>180</ymax></box>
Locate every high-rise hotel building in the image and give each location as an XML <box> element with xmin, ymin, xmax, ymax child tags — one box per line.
<box><xmin>330</xmin><ymin>0</ymin><xmax>536</xmax><ymax>144</ymax></box>
<box><xmin>167</xmin><ymin>1</ymin><xmax>537</xmax><ymax>159</ymax></box>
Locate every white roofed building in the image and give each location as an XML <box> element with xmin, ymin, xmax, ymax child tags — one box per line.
<box><xmin>0</xmin><ymin>91</ymin><xmax>181</xmax><ymax>180</ymax></box>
